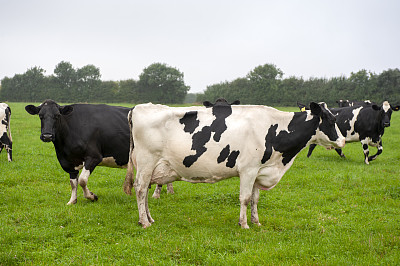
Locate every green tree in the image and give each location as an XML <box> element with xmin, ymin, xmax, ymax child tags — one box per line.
<box><xmin>53</xmin><ymin>61</ymin><xmax>77</xmax><ymax>101</ymax></box>
<box><xmin>246</xmin><ymin>64</ymin><xmax>283</xmax><ymax>105</ymax></box>
<box><xmin>138</xmin><ymin>63</ymin><xmax>190</xmax><ymax>104</ymax></box>
<box><xmin>377</xmin><ymin>68</ymin><xmax>400</xmax><ymax>103</ymax></box>
<box><xmin>76</xmin><ymin>64</ymin><xmax>101</xmax><ymax>102</ymax></box>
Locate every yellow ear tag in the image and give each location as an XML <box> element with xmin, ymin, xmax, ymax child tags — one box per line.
<box><xmin>301</xmin><ymin>107</ymin><xmax>306</xmax><ymax>112</ymax></box>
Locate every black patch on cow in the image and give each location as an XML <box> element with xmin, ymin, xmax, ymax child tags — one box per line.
<box><xmin>183</xmin><ymin>126</ymin><xmax>212</xmax><ymax>167</ymax></box>
<box><xmin>261</xmin><ymin>124</ymin><xmax>278</xmax><ymax>164</ymax></box>
<box><xmin>217</xmin><ymin>145</ymin><xmax>230</xmax><ymax>163</ymax></box>
<box><xmin>182</xmin><ymin>105</ymin><xmax>233</xmax><ymax>167</ymax></box>
<box><xmin>262</xmin><ymin>113</ymin><xmax>318</xmax><ymax>166</ymax></box>
<box><xmin>217</xmin><ymin>144</ymin><xmax>240</xmax><ymax>168</ymax></box>
<box><xmin>179</xmin><ymin>111</ymin><xmax>199</xmax><ymax>134</ymax></box>
<box><xmin>210</xmin><ymin>105</ymin><xmax>232</xmax><ymax>141</ymax></box>
<box><xmin>226</xmin><ymin>150</ymin><xmax>240</xmax><ymax>168</ymax></box>
<box><xmin>363</xmin><ymin>144</ymin><xmax>368</xmax><ymax>150</ymax></box>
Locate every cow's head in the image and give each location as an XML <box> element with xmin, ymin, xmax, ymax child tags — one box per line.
<box><xmin>310</xmin><ymin>102</ymin><xmax>345</xmax><ymax>149</ymax></box>
<box><xmin>25</xmin><ymin>100</ymin><xmax>73</xmax><ymax>142</ymax></box>
<box><xmin>372</xmin><ymin>101</ymin><xmax>400</xmax><ymax>128</ymax></box>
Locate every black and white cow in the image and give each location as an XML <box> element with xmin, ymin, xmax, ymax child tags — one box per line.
<box><xmin>299</xmin><ymin>101</ymin><xmax>400</xmax><ymax>164</ymax></box>
<box><xmin>128</xmin><ymin>102</ymin><xmax>345</xmax><ymax>228</ymax></box>
<box><xmin>25</xmin><ymin>99</ymin><xmax>134</xmax><ymax>204</ymax></box>
<box><xmin>0</xmin><ymin>103</ymin><xmax>12</xmax><ymax>162</ymax></box>
<box><xmin>336</xmin><ymin>100</ymin><xmax>374</xmax><ymax>108</ymax></box>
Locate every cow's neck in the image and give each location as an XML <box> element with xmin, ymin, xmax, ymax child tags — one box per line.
<box><xmin>263</xmin><ymin>112</ymin><xmax>319</xmax><ymax>166</ymax></box>
<box><xmin>52</xmin><ymin>117</ymin><xmax>70</xmax><ymax>148</ymax></box>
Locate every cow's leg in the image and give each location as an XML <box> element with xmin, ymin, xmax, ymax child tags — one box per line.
<box><xmin>152</xmin><ymin>185</ymin><xmax>162</xmax><ymax>199</ymax></box>
<box><xmin>123</xmin><ymin>155</ymin><xmax>135</xmax><ymax>195</ymax></box>
<box><xmin>334</xmin><ymin>148</ymin><xmax>345</xmax><ymax>158</ymax></box>
<box><xmin>361</xmin><ymin>140</ymin><xmax>370</xmax><ymax>164</ymax></box>
<box><xmin>307</xmin><ymin>144</ymin><xmax>317</xmax><ymax>157</ymax></box>
<box><xmin>238</xmin><ymin>171</ymin><xmax>257</xmax><ymax>229</ymax></box>
<box><xmin>78</xmin><ymin>165</ymin><xmax>98</xmax><ymax>202</ymax></box>
<box><xmin>167</xmin><ymin>183</ymin><xmax>174</xmax><ymax>194</ymax></box>
<box><xmin>134</xmin><ymin>169</ymin><xmax>153</xmax><ymax>228</ymax></box>
<box><xmin>67</xmin><ymin>171</ymin><xmax>79</xmax><ymax>205</ymax></box>
<box><xmin>250</xmin><ymin>186</ymin><xmax>261</xmax><ymax>226</ymax></box>
<box><xmin>0</xmin><ymin>135</ymin><xmax>12</xmax><ymax>162</ymax></box>
<box><xmin>368</xmin><ymin>140</ymin><xmax>382</xmax><ymax>162</ymax></box>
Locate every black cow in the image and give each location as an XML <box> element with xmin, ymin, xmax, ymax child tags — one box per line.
<box><xmin>0</xmin><ymin>103</ymin><xmax>12</xmax><ymax>162</ymax></box>
<box><xmin>336</xmin><ymin>100</ymin><xmax>374</xmax><ymax>108</ymax></box>
<box><xmin>299</xmin><ymin>101</ymin><xmax>400</xmax><ymax>164</ymax></box>
<box><xmin>25</xmin><ymin>100</ymin><xmax>134</xmax><ymax>204</ymax></box>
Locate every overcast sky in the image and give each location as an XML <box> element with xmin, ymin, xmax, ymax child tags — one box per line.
<box><xmin>1</xmin><ymin>0</ymin><xmax>399</xmax><ymax>93</ymax></box>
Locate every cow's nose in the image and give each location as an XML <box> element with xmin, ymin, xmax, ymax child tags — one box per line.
<box><xmin>41</xmin><ymin>133</ymin><xmax>53</xmax><ymax>142</ymax></box>
<box><xmin>384</xmin><ymin>122</ymin><xmax>390</xmax><ymax>127</ymax></box>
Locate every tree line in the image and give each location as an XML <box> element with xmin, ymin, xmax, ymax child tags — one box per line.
<box><xmin>1</xmin><ymin>61</ymin><xmax>399</xmax><ymax>106</ymax></box>
<box><xmin>199</xmin><ymin>64</ymin><xmax>400</xmax><ymax>107</ymax></box>
<box><xmin>0</xmin><ymin>61</ymin><xmax>189</xmax><ymax>104</ymax></box>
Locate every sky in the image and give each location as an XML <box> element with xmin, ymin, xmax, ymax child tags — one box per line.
<box><xmin>1</xmin><ymin>0</ymin><xmax>399</xmax><ymax>93</ymax></box>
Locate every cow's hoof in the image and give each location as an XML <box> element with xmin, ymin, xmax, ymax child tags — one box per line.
<box><xmin>152</xmin><ymin>194</ymin><xmax>160</xmax><ymax>199</ymax></box>
<box><xmin>67</xmin><ymin>199</ymin><xmax>77</xmax><ymax>205</ymax></box>
<box><xmin>238</xmin><ymin>222</ymin><xmax>250</xmax><ymax>229</ymax></box>
<box><xmin>91</xmin><ymin>192</ymin><xmax>98</xmax><ymax>201</ymax></box>
<box><xmin>139</xmin><ymin>221</ymin><xmax>152</xmax><ymax>228</ymax></box>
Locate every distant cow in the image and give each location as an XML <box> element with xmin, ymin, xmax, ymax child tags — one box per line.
<box><xmin>128</xmin><ymin>102</ymin><xmax>345</xmax><ymax>228</ymax></box>
<box><xmin>0</xmin><ymin>103</ymin><xmax>12</xmax><ymax>162</ymax></box>
<box><xmin>299</xmin><ymin>101</ymin><xmax>400</xmax><ymax>164</ymax></box>
<box><xmin>26</xmin><ymin>100</ymin><xmax>134</xmax><ymax>204</ymax></box>
<box><xmin>336</xmin><ymin>100</ymin><xmax>374</xmax><ymax>108</ymax></box>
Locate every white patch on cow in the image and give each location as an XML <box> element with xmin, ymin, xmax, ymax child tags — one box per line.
<box><xmin>74</xmin><ymin>164</ymin><xmax>84</xmax><ymax>171</ymax></box>
<box><xmin>305</xmin><ymin>110</ymin><xmax>314</xmax><ymax>121</ymax></box>
<box><xmin>343</xmin><ymin>107</ymin><xmax>363</xmax><ymax>142</ymax></box>
<box><xmin>383</xmin><ymin>101</ymin><xmax>390</xmax><ymax>112</ymax></box>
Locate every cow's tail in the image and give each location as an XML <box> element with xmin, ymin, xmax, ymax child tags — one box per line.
<box><xmin>124</xmin><ymin>107</ymin><xmax>135</xmax><ymax>195</ymax></box>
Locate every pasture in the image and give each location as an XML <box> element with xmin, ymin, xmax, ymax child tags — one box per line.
<box><xmin>1</xmin><ymin>102</ymin><xmax>400</xmax><ymax>265</ymax></box>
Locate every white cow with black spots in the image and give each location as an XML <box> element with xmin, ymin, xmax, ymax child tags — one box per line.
<box><xmin>128</xmin><ymin>102</ymin><xmax>345</xmax><ymax>229</ymax></box>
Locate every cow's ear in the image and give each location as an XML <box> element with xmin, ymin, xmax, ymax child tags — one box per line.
<box><xmin>297</xmin><ymin>102</ymin><xmax>308</xmax><ymax>111</ymax></box>
<box><xmin>25</xmin><ymin>105</ymin><xmax>40</xmax><ymax>115</ymax></box>
<box><xmin>391</xmin><ymin>105</ymin><xmax>400</xmax><ymax>111</ymax></box>
<box><xmin>60</xmin><ymin>105</ymin><xmax>73</xmax><ymax>115</ymax></box>
<box><xmin>230</xmin><ymin>100</ymin><xmax>240</xmax><ymax>105</ymax></box>
<box><xmin>203</xmin><ymin>101</ymin><xmax>213</xmax><ymax>108</ymax></box>
<box><xmin>372</xmin><ymin>104</ymin><xmax>381</xmax><ymax>111</ymax></box>
<box><xmin>310</xmin><ymin>102</ymin><xmax>322</xmax><ymax>116</ymax></box>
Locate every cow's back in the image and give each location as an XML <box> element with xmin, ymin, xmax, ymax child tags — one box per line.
<box><xmin>62</xmin><ymin>104</ymin><xmax>131</xmax><ymax>166</ymax></box>
<box><xmin>132</xmin><ymin>103</ymin><xmax>293</xmax><ymax>179</ymax></box>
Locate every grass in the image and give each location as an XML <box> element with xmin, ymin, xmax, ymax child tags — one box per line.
<box><xmin>1</xmin><ymin>102</ymin><xmax>400</xmax><ymax>265</ymax></box>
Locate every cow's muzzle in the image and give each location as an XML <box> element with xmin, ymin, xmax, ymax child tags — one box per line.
<box><xmin>384</xmin><ymin>122</ymin><xmax>390</xmax><ymax>127</ymax></box>
<box><xmin>40</xmin><ymin>133</ymin><xmax>54</xmax><ymax>142</ymax></box>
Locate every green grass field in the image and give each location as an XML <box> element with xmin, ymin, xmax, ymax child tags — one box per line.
<box><xmin>1</xmin><ymin>102</ymin><xmax>400</xmax><ymax>265</ymax></box>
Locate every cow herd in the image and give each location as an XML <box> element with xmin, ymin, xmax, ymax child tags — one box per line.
<box><xmin>0</xmin><ymin>99</ymin><xmax>398</xmax><ymax>228</ymax></box>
